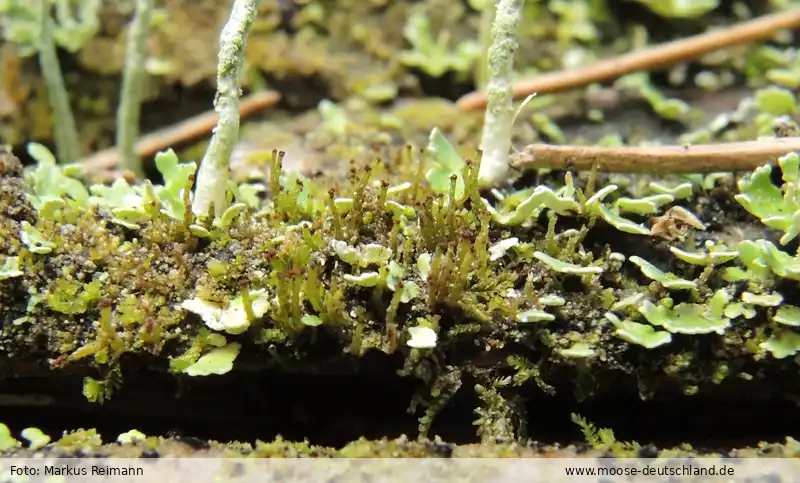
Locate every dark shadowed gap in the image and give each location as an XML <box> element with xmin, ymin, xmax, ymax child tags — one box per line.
<box><xmin>1</xmin><ymin>360</ymin><xmax>797</xmax><ymax>450</ymax></box>
<box><xmin>521</xmin><ymin>381</ymin><xmax>800</xmax><ymax>453</ymax></box>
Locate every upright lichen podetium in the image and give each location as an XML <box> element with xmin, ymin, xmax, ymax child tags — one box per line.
<box><xmin>38</xmin><ymin>0</ymin><xmax>81</xmax><ymax>164</ymax></box>
<box><xmin>193</xmin><ymin>0</ymin><xmax>261</xmax><ymax>217</ymax></box>
<box><xmin>116</xmin><ymin>0</ymin><xmax>154</xmax><ymax>178</ymax></box>
<box><xmin>478</xmin><ymin>0</ymin><xmax>526</xmax><ymax>188</ymax></box>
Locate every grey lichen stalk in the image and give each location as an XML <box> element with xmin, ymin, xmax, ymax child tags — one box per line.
<box><xmin>478</xmin><ymin>0</ymin><xmax>526</xmax><ymax>187</ymax></box>
<box><xmin>115</xmin><ymin>0</ymin><xmax>155</xmax><ymax>178</ymax></box>
<box><xmin>193</xmin><ymin>0</ymin><xmax>262</xmax><ymax>217</ymax></box>
<box><xmin>37</xmin><ymin>0</ymin><xmax>81</xmax><ymax>164</ymax></box>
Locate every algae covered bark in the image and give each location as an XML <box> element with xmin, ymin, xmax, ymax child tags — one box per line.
<box><xmin>1</xmin><ymin>123</ymin><xmax>799</xmax><ymax>444</ymax></box>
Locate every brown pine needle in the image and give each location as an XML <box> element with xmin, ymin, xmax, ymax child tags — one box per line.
<box><xmin>457</xmin><ymin>9</ymin><xmax>800</xmax><ymax>112</ymax></box>
<box><xmin>510</xmin><ymin>137</ymin><xmax>800</xmax><ymax>173</ymax></box>
<box><xmin>82</xmin><ymin>90</ymin><xmax>280</xmax><ymax>174</ymax></box>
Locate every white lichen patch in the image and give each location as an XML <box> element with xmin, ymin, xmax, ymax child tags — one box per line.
<box><xmin>117</xmin><ymin>429</ymin><xmax>147</xmax><ymax>444</ymax></box>
<box><xmin>489</xmin><ymin>237</ymin><xmax>519</xmax><ymax>261</ymax></box>
<box><xmin>181</xmin><ymin>289</ymin><xmax>269</xmax><ymax>335</ymax></box>
<box><xmin>407</xmin><ymin>326</ymin><xmax>438</xmax><ymax>349</ymax></box>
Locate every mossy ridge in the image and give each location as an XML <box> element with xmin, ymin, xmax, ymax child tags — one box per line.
<box><xmin>1</xmin><ymin>142</ymin><xmax>799</xmax><ymax>442</ymax></box>
<box><xmin>2</xmin><ymin>425</ymin><xmax>799</xmax><ymax>459</ymax></box>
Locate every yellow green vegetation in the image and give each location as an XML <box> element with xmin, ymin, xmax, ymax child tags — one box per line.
<box><xmin>2</xmin><ymin>422</ymin><xmax>799</xmax><ymax>459</ymax></box>
<box><xmin>1</xmin><ymin>122</ymin><xmax>800</xmax><ymax>442</ymax></box>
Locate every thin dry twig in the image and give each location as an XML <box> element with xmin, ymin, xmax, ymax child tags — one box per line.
<box><xmin>456</xmin><ymin>9</ymin><xmax>800</xmax><ymax>112</ymax></box>
<box><xmin>511</xmin><ymin>137</ymin><xmax>800</xmax><ymax>173</ymax></box>
<box><xmin>82</xmin><ymin>90</ymin><xmax>280</xmax><ymax>174</ymax></box>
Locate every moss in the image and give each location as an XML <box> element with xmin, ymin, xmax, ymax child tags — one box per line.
<box><xmin>3</xmin><ymin>137</ymin><xmax>797</xmax><ymax>448</ymax></box>
<box><xmin>5</xmin><ymin>1</ymin><xmax>800</xmax><ymax>452</ymax></box>
<box><xmin>473</xmin><ymin>382</ymin><xmax>524</xmax><ymax>444</ymax></box>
